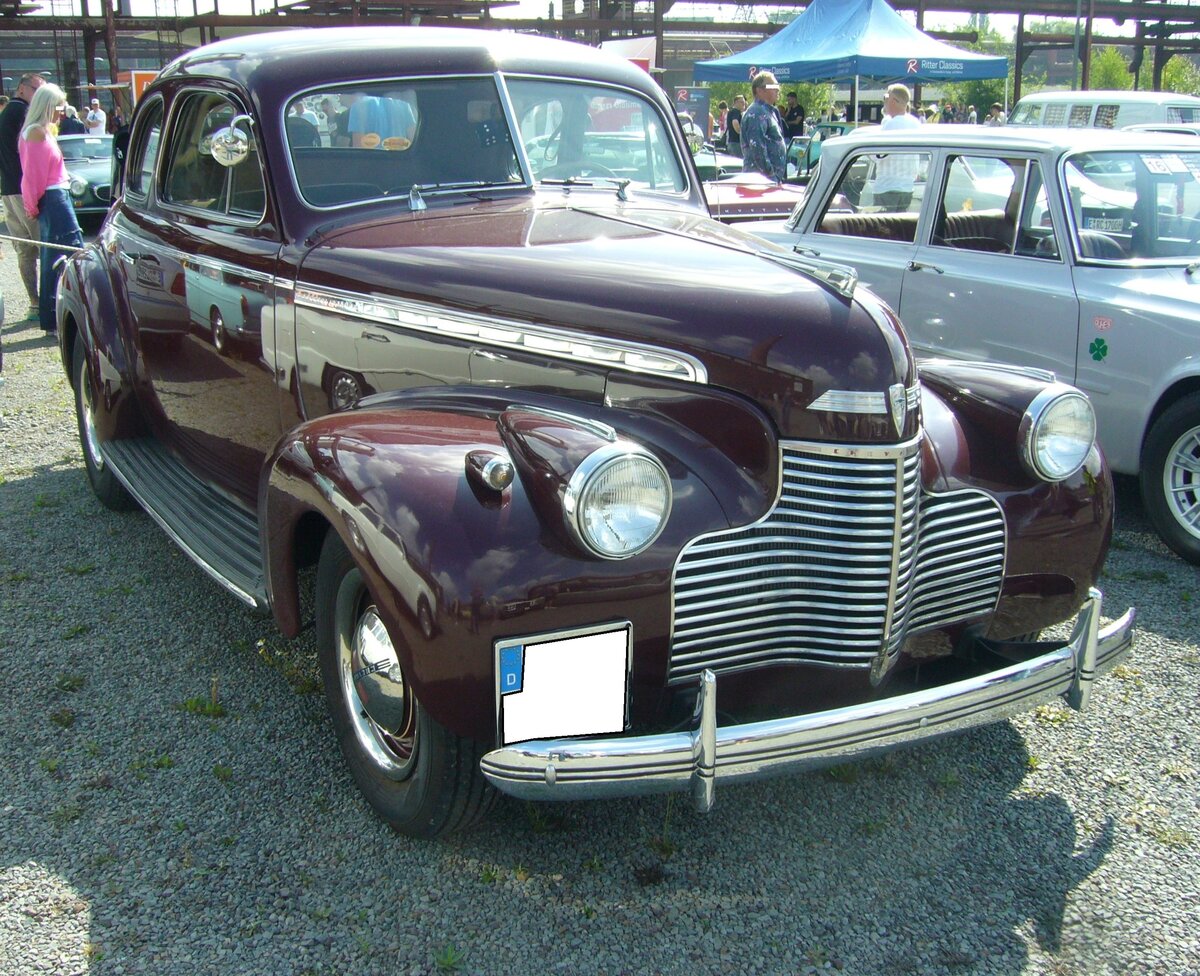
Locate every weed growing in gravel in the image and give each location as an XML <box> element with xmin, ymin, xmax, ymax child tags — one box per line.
<box><xmin>1151</xmin><ymin>825</ymin><xmax>1194</xmax><ymax>849</ymax></box>
<box><xmin>513</xmin><ymin>864</ymin><xmax>530</xmax><ymax>882</ymax></box>
<box><xmin>310</xmin><ymin>905</ymin><xmax>333</xmax><ymax>921</ymax></box>
<box><xmin>827</xmin><ymin>763</ymin><xmax>859</xmax><ymax>783</ymax></box>
<box><xmin>82</xmin><ymin>739</ymin><xmax>100</xmax><ymax>756</ymax></box>
<box><xmin>63</xmin><ymin>563</ymin><xmax>96</xmax><ymax>576</ymax></box>
<box><xmin>1026</xmin><ymin>755</ymin><xmax>1043</xmax><ymax>771</ymax></box>
<box><xmin>49</xmin><ymin>803</ymin><xmax>84</xmax><ymax>825</ymax></box>
<box><xmin>4</xmin><ymin>570</ymin><xmax>30</xmax><ymax>582</ymax></box>
<box><xmin>582</xmin><ymin>904</ymin><xmax>597</xmax><ymax>919</ymax></box>
<box><xmin>1163</xmin><ymin>760</ymin><xmax>1196</xmax><ymax>781</ymax></box>
<box><xmin>49</xmin><ymin>707</ymin><xmax>76</xmax><ymax>728</ymax></box>
<box><xmin>1033</xmin><ymin>703</ymin><xmax>1072</xmax><ymax>726</ymax></box>
<box><xmin>582</xmin><ymin>855</ymin><xmax>602</xmax><ymax>873</ymax></box>
<box><xmin>524</xmin><ymin>801</ymin><xmax>569</xmax><ymax>834</ymax></box>
<box><xmin>55</xmin><ymin>673</ymin><xmax>85</xmax><ymax>693</ymax></box>
<box><xmin>861</xmin><ymin>818</ymin><xmax>887</xmax><ymax>835</ymax></box>
<box><xmin>151</xmin><ymin>753</ymin><xmax>175</xmax><ymax>769</ymax></box>
<box><xmin>33</xmin><ymin>493</ymin><xmax>60</xmax><ymax>509</ymax></box>
<box><xmin>39</xmin><ymin>757</ymin><xmax>61</xmax><ymax>774</ymax></box>
<box><xmin>935</xmin><ymin>770</ymin><xmax>961</xmax><ymax>788</ymax></box>
<box><xmin>647</xmin><ymin>796</ymin><xmax>678</xmax><ymax>859</ymax></box>
<box><xmin>433</xmin><ymin>944</ymin><xmax>466</xmax><ymax>972</ymax></box>
<box><xmin>479</xmin><ymin>864</ymin><xmax>500</xmax><ymax>884</ymax></box>
<box><xmin>213</xmin><ymin>763</ymin><xmax>234</xmax><ymax>783</ymax></box>
<box><xmin>179</xmin><ymin>677</ymin><xmax>227</xmax><ymax>718</ymax></box>
<box><xmin>83</xmin><ymin>944</ymin><xmax>104</xmax><ymax>963</ymax></box>
<box><xmin>63</xmin><ymin>623</ymin><xmax>92</xmax><ymax>640</ymax></box>
<box><xmin>632</xmin><ymin>862</ymin><xmax>666</xmax><ymax>886</ymax></box>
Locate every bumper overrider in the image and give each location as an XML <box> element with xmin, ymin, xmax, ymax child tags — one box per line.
<box><xmin>480</xmin><ymin>589</ymin><xmax>1135</xmax><ymax>812</ymax></box>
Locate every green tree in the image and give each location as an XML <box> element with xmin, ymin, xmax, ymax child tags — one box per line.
<box><xmin>1162</xmin><ymin>54</ymin><xmax>1200</xmax><ymax>95</ymax></box>
<box><xmin>702</xmin><ymin>80</ymin><xmax>834</xmax><ymax>119</ymax></box>
<box><xmin>1090</xmin><ymin>46</ymin><xmax>1133</xmax><ymax>90</ymax></box>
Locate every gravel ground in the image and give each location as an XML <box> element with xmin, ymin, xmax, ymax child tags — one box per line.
<box><xmin>1</xmin><ymin>247</ymin><xmax>1198</xmax><ymax>976</ymax></box>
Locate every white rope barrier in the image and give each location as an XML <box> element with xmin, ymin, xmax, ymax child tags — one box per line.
<box><xmin>0</xmin><ymin>232</ymin><xmax>87</xmax><ymax>254</ymax></box>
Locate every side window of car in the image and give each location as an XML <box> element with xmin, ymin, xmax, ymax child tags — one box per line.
<box><xmin>815</xmin><ymin>150</ymin><xmax>929</xmax><ymax>244</ymax></box>
<box><xmin>125</xmin><ymin>98</ymin><xmax>164</xmax><ymax>199</ymax></box>
<box><xmin>163</xmin><ymin>91</ymin><xmax>265</xmax><ymax>221</ymax></box>
<box><xmin>1017</xmin><ymin>164</ymin><xmax>1061</xmax><ymax>260</ymax></box>
<box><xmin>931</xmin><ymin>155</ymin><xmax>1020</xmax><ymax>255</ymax></box>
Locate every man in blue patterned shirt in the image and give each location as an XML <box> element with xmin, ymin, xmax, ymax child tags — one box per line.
<box><xmin>740</xmin><ymin>71</ymin><xmax>787</xmax><ymax>183</ymax></box>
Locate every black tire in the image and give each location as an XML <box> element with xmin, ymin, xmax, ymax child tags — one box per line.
<box><xmin>315</xmin><ymin>531</ymin><xmax>495</xmax><ymax>838</ymax></box>
<box><xmin>73</xmin><ymin>338</ymin><xmax>137</xmax><ymax>511</ymax></box>
<box><xmin>1141</xmin><ymin>393</ymin><xmax>1200</xmax><ymax>565</ymax></box>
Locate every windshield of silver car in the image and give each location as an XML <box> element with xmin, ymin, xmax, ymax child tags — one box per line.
<box><xmin>286</xmin><ymin>76</ymin><xmax>685</xmax><ymax>208</ymax></box>
<box><xmin>1063</xmin><ymin>150</ymin><xmax>1200</xmax><ymax>262</ymax></box>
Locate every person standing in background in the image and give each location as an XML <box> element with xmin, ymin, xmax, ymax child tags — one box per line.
<box><xmin>967</xmin><ymin>104</ymin><xmax>978</xmax><ymax>124</ymax></box>
<box><xmin>740</xmin><ymin>71</ymin><xmax>787</xmax><ymax>182</ymax></box>
<box><xmin>783</xmin><ymin>92</ymin><xmax>806</xmax><ymax>140</ymax></box>
<box><xmin>58</xmin><ymin>105</ymin><xmax>86</xmax><ymax>135</ymax></box>
<box><xmin>20</xmin><ymin>83</ymin><xmax>83</xmax><ymax>334</ymax></box>
<box><xmin>985</xmin><ymin>102</ymin><xmax>1007</xmax><ymax>126</ymax></box>
<box><xmin>725</xmin><ymin>93</ymin><xmax>745</xmax><ymax>158</ymax></box>
<box><xmin>0</xmin><ymin>72</ymin><xmax>45</xmax><ymax>316</ymax></box>
<box><xmin>84</xmin><ymin>97</ymin><xmax>106</xmax><ymax>134</ymax></box>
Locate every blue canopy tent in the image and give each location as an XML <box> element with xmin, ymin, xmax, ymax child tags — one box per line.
<box><xmin>693</xmin><ymin>0</ymin><xmax>1007</xmax><ymax>89</ymax></box>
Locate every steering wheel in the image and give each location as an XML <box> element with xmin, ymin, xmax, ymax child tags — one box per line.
<box><xmin>539</xmin><ymin>162</ymin><xmax>618</xmax><ymax>181</ymax></box>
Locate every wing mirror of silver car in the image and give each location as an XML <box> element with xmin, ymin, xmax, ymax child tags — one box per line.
<box><xmin>210</xmin><ymin>115</ymin><xmax>254</xmax><ymax>167</ymax></box>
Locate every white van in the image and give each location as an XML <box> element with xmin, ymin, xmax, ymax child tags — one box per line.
<box><xmin>1008</xmin><ymin>90</ymin><xmax>1200</xmax><ymax>129</ymax></box>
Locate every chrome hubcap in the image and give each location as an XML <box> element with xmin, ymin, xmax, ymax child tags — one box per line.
<box><xmin>211</xmin><ymin>310</ymin><xmax>226</xmax><ymax>352</ymax></box>
<box><xmin>330</xmin><ymin>371</ymin><xmax>362</xmax><ymax>411</ymax></box>
<box><xmin>337</xmin><ymin>576</ymin><xmax>416</xmax><ymax>779</ymax></box>
<box><xmin>1163</xmin><ymin>424</ymin><xmax>1200</xmax><ymax>541</ymax></box>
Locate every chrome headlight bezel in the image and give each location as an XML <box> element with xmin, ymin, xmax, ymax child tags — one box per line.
<box><xmin>1019</xmin><ymin>385</ymin><xmax>1097</xmax><ymax>482</ymax></box>
<box><xmin>563</xmin><ymin>442</ymin><xmax>672</xmax><ymax>560</ymax></box>
<box><xmin>69</xmin><ymin>177</ymin><xmax>88</xmax><ymax>198</ymax></box>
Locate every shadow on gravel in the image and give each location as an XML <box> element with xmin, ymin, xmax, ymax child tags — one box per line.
<box><xmin>0</xmin><ymin>457</ymin><xmax>1138</xmax><ymax>976</ymax></box>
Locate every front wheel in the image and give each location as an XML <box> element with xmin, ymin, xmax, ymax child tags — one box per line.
<box><xmin>73</xmin><ymin>338</ymin><xmax>136</xmax><ymax>511</ymax></box>
<box><xmin>315</xmin><ymin>532</ymin><xmax>495</xmax><ymax>837</ymax></box>
<box><xmin>1141</xmin><ymin>393</ymin><xmax>1200</xmax><ymax>564</ymax></box>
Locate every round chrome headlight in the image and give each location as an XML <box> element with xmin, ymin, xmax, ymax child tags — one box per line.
<box><xmin>1020</xmin><ymin>386</ymin><xmax>1097</xmax><ymax>482</ymax></box>
<box><xmin>69</xmin><ymin>177</ymin><xmax>88</xmax><ymax>198</ymax></box>
<box><xmin>563</xmin><ymin>443</ymin><xmax>672</xmax><ymax>559</ymax></box>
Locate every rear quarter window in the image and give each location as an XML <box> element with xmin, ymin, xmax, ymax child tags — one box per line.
<box><xmin>1094</xmin><ymin>105</ymin><xmax>1120</xmax><ymax>128</ymax></box>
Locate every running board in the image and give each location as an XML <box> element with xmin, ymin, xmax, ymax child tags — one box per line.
<box><xmin>101</xmin><ymin>438</ymin><xmax>269</xmax><ymax>610</ymax></box>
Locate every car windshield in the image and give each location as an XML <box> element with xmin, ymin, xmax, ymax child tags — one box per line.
<box><xmin>507</xmin><ymin>78</ymin><xmax>685</xmax><ymax>192</ymax></box>
<box><xmin>287</xmin><ymin>75</ymin><xmax>685</xmax><ymax>208</ymax></box>
<box><xmin>1063</xmin><ymin>149</ymin><xmax>1200</xmax><ymax>262</ymax></box>
<box><xmin>60</xmin><ymin>136</ymin><xmax>113</xmax><ymax>161</ymax></box>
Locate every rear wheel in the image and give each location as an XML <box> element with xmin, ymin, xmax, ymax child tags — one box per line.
<box><xmin>315</xmin><ymin>531</ymin><xmax>495</xmax><ymax>837</ymax></box>
<box><xmin>73</xmin><ymin>338</ymin><xmax>136</xmax><ymax>511</ymax></box>
<box><xmin>1141</xmin><ymin>393</ymin><xmax>1200</xmax><ymax>564</ymax></box>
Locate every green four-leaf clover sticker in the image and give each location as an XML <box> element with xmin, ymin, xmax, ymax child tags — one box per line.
<box><xmin>1089</xmin><ymin>338</ymin><xmax>1108</xmax><ymax>362</ymax></box>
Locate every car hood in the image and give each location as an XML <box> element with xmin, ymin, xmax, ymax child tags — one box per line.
<box><xmin>298</xmin><ymin>196</ymin><xmax>915</xmax><ymax>441</ymax></box>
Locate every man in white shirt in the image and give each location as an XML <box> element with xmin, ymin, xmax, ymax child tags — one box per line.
<box><xmin>85</xmin><ymin>98</ymin><xmax>106</xmax><ymax>134</ymax></box>
<box><xmin>874</xmin><ymin>84</ymin><xmax>921</xmax><ymax>212</ymax></box>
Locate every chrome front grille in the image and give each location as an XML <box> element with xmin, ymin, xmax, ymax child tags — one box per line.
<box><xmin>669</xmin><ymin>440</ymin><xmax>1005</xmax><ymax>683</ymax></box>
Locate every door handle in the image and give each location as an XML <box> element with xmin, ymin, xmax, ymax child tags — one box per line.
<box><xmin>792</xmin><ymin>245</ymin><xmax>821</xmax><ymax>258</ymax></box>
<box><xmin>906</xmin><ymin>260</ymin><xmax>944</xmax><ymax>274</ymax></box>
<box><xmin>361</xmin><ymin>331</ymin><xmax>391</xmax><ymax>343</ymax></box>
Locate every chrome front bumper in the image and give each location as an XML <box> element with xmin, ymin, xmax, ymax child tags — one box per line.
<box><xmin>479</xmin><ymin>589</ymin><xmax>1135</xmax><ymax>812</ymax></box>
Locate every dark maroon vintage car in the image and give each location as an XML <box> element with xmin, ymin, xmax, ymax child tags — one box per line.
<box><xmin>59</xmin><ymin>27</ymin><xmax>1134</xmax><ymax>837</ymax></box>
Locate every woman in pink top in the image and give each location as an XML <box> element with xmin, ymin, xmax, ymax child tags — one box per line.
<box><xmin>19</xmin><ymin>82</ymin><xmax>82</xmax><ymax>334</ymax></box>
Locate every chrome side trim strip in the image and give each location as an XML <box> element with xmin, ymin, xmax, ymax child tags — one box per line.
<box><xmin>480</xmin><ymin>590</ymin><xmax>1136</xmax><ymax>809</ymax></box>
<box><xmin>292</xmin><ymin>284</ymin><xmax>708</xmax><ymax>384</ymax></box>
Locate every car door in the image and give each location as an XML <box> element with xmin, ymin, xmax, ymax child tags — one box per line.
<box><xmin>898</xmin><ymin>153</ymin><xmax>1080</xmax><ymax>381</ymax></box>
<box><xmin>788</xmin><ymin>145</ymin><xmax>933</xmax><ymax>309</ymax></box>
<box><xmin>115</xmin><ymin>87</ymin><xmax>282</xmax><ymax>507</ymax></box>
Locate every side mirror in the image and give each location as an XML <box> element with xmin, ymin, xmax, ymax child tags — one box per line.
<box><xmin>210</xmin><ymin>114</ymin><xmax>254</xmax><ymax>167</ymax></box>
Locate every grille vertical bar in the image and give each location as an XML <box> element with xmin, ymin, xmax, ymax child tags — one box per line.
<box><xmin>669</xmin><ymin>440</ymin><xmax>1005</xmax><ymax>683</ymax></box>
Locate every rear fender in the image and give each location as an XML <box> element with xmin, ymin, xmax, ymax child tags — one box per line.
<box><xmin>261</xmin><ymin>398</ymin><xmax>733</xmax><ymax>741</ymax></box>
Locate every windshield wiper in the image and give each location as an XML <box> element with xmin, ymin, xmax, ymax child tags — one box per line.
<box><xmin>408</xmin><ymin>180</ymin><xmax>521</xmax><ymax>211</ymax></box>
<box><xmin>540</xmin><ymin>176</ymin><xmax>632</xmax><ymax>201</ymax></box>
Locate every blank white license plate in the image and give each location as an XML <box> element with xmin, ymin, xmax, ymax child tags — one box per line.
<box><xmin>497</xmin><ymin>624</ymin><xmax>629</xmax><ymax>745</ymax></box>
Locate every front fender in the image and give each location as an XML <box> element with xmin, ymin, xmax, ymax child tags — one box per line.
<box><xmin>261</xmin><ymin>397</ymin><xmax>736</xmax><ymax>742</ymax></box>
<box><xmin>58</xmin><ymin>242</ymin><xmax>142</xmax><ymax>444</ymax></box>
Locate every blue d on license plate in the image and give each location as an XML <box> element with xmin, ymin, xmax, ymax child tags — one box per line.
<box><xmin>496</xmin><ymin>624</ymin><xmax>629</xmax><ymax>745</ymax></box>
